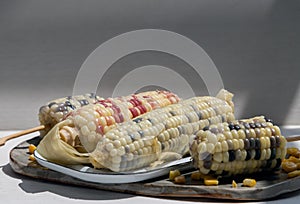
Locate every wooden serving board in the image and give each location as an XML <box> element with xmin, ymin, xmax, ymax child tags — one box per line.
<box><xmin>9</xmin><ymin>136</ymin><xmax>300</xmax><ymax>201</ymax></box>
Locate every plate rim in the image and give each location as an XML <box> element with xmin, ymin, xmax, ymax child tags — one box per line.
<box><xmin>34</xmin><ymin>150</ymin><xmax>193</xmax><ymax>184</ymax></box>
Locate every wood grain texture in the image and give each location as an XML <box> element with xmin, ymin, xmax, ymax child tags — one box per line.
<box><xmin>9</xmin><ymin>136</ymin><xmax>300</xmax><ymax>201</ymax></box>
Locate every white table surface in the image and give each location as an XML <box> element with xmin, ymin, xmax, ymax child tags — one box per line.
<box><xmin>1</xmin><ymin>128</ymin><xmax>300</xmax><ymax>204</ymax></box>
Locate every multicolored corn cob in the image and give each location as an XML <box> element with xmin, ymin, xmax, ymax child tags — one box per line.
<box><xmin>190</xmin><ymin>116</ymin><xmax>287</xmax><ymax>176</ymax></box>
<box><xmin>39</xmin><ymin>93</ymin><xmax>104</xmax><ymax>135</ymax></box>
<box><xmin>38</xmin><ymin>90</ymin><xmax>179</xmax><ymax>136</ymax></box>
<box><xmin>37</xmin><ymin>90</ymin><xmax>181</xmax><ymax>165</ymax></box>
<box><xmin>89</xmin><ymin>89</ymin><xmax>235</xmax><ymax>172</ymax></box>
<box><xmin>62</xmin><ymin>90</ymin><xmax>180</xmax><ymax>152</ymax></box>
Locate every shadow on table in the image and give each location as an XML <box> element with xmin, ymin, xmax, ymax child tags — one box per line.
<box><xmin>1</xmin><ymin>163</ymin><xmax>134</xmax><ymax>200</ymax></box>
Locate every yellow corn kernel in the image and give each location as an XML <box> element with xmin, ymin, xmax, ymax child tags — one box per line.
<box><xmin>28</xmin><ymin>144</ymin><xmax>37</xmax><ymax>154</ymax></box>
<box><xmin>282</xmin><ymin>161</ymin><xmax>298</xmax><ymax>173</ymax></box>
<box><xmin>174</xmin><ymin>175</ymin><xmax>186</xmax><ymax>184</ymax></box>
<box><xmin>243</xmin><ymin>178</ymin><xmax>256</xmax><ymax>187</ymax></box>
<box><xmin>29</xmin><ymin>154</ymin><xmax>36</xmax><ymax>161</ymax></box>
<box><xmin>232</xmin><ymin>180</ymin><xmax>238</xmax><ymax>188</ymax></box>
<box><xmin>288</xmin><ymin>170</ymin><xmax>300</xmax><ymax>178</ymax></box>
<box><xmin>288</xmin><ymin>156</ymin><xmax>300</xmax><ymax>164</ymax></box>
<box><xmin>169</xmin><ymin>169</ymin><xmax>181</xmax><ymax>181</ymax></box>
<box><xmin>204</xmin><ymin>179</ymin><xmax>219</xmax><ymax>186</ymax></box>
<box><xmin>191</xmin><ymin>171</ymin><xmax>202</xmax><ymax>180</ymax></box>
<box><xmin>287</xmin><ymin>147</ymin><xmax>299</xmax><ymax>156</ymax></box>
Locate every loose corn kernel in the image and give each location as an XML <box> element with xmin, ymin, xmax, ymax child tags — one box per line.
<box><xmin>169</xmin><ymin>170</ymin><xmax>181</xmax><ymax>181</ymax></box>
<box><xmin>174</xmin><ymin>175</ymin><xmax>186</xmax><ymax>184</ymax></box>
<box><xmin>191</xmin><ymin>171</ymin><xmax>202</xmax><ymax>180</ymax></box>
<box><xmin>288</xmin><ymin>156</ymin><xmax>300</xmax><ymax>164</ymax></box>
<box><xmin>288</xmin><ymin>170</ymin><xmax>300</xmax><ymax>178</ymax></box>
<box><xmin>204</xmin><ymin>179</ymin><xmax>219</xmax><ymax>186</ymax></box>
<box><xmin>232</xmin><ymin>180</ymin><xmax>238</xmax><ymax>188</ymax></box>
<box><xmin>287</xmin><ymin>147</ymin><xmax>299</xmax><ymax>157</ymax></box>
<box><xmin>282</xmin><ymin>161</ymin><xmax>298</xmax><ymax>173</ymax></box>
<box><xmin>29</xmin><ymin>154</ymin><xmax>36</xmax><ymax>161</ymax></box>
<box><xmin>28</xmin><ymin>144</ymin><xmax>37</xmax><ymax>154</ymax></box>
<box><xmin>243</xmin><ymin>178</ymin><xmax>256</xmax><ymax>187</ymax></box>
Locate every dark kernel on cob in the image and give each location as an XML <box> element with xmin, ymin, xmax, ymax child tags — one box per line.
<box><xmin>244</xmin><ymin>123</ymin><xmax>251</xmax><ymax>129</ymax></box>
<box><xmin>234</xmin><ymin>125</ymin><xmax>241</xmax><ymax>130</ymax></box>
<box><xmin>270</xmin><ymin>136</ymin><xmax>276</xmax><ymax>148</ymax></box>
<box><xmin>255</xmin><ymin>122</ymin><xmax>262</xmax><ymax>128</ymax></box>
<box><xmin>270</xmin><ymin>148</ymin><xmax>276</xmax><ymax>160</ymax></box>
<box><xmin>255</xmin><ymin>138</ymin><xmax>261</xmax><ymax>149</ymax></box>
<box><xmin>249</xmin><ymin>138</ymin><xmax>256</xmax><ymax>149</ymax></box>
<box><xmin>254</xmin><ymin>149</ymin><xmax>261</xmax><ymax>160</ymax></box>
<box><xmin>266</xmin><ymin>118</ymin><xmax>273</xmax><ymax>123</ymax></box>
<box><xmin>203</xmin><ymin>126</ymin><xmax>210</xmax><ymax>131</ymax></box>
<box><xmin>244</xmin><ymin>139</ymin><xmax>250</xmax><ymax>150</ymax></box>
<box><xmin>228</xmin><ymin>150</ymin><xmax>235</xmax><ymax>161</ymax></box>
<box><xmin>249</xmin><ymin>123</ymin><xmax>256</xmax><ymax>129</ymax></box>
<box><xmin>275</xmin><ymin>136</ymin><xmax>281</xmax><ymax>147</ymax></box>
<box><xmin>190</xmin><ymin>116</ymin><xmax>287</xmax><ymax>176</ymax></box>
<box><xmin>228</xmin><ymin>123</ymin><xmax>235</xmax><ymax>131</ymax></box>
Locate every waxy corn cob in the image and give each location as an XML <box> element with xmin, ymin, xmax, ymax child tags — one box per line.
<box><xmin>37</xmin><ymin>90</ymin><xmax>181</xmax><ymax>165</ymax></box>
<box><xmin>89</xmin><ymin>89</ymin><xmax>235</xmax><ymax>172</ymax></box>
<box><xmin>65</xmin><ymin>90</ymin><xmax>180</xmax><ymax>152</ymax></box>
<box><xmin>190</xmin><ymin>116</ymin><xmax>287</xmax><ymax>176</ymax></box>
<box><xmin>38</xmin><ymin>91</ymin><xmax>179</xmax><ymax>136</ymax></box>
<box><xmin>39</xmin><ymin>93</ymin><xmax>103</xmax><ymax>135</ymax></box>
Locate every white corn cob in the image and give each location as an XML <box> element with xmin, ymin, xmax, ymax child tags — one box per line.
<box><xmin>190</xmin><ymin>116</ymin><xmax>287</xmax><ymax>176</ymax></box>
<box><xmin>89</xmin><ymin>89</ymin><xmax>235</xmax><ymax>172</ymax></box>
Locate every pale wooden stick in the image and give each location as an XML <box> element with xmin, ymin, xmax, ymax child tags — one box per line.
<box><xmin>0</xmin><ymin>125</ymin><xmax>45</xmax><ymax>146</ymax></box>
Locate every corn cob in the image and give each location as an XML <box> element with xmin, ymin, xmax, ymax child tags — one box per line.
<box><xmin>190</xmin><ymin>116</ymin><xmax>287</xmax><ymax>176</ymax></box>
<box><xmin>65</xmin><ymin>90</ymin><xmax>180</xmax><ymax>152</ymax></box>
<box><xmin>37</xmin><ymin>90</ymin><xmax>181</xmax><ymax>164</ymax></box>
<box><xmin>38</xmin><ymin>90</ymin><xmax>179</xmax><ymax>136</ymax></box>
<box><xmin>89</xmin><ymin>89</ymin><xmax>235</xmax><ymax>172</ymax></box>
<box><xmin>39</xmin><ymin>93</ymin><xmax>103</xmax><ymax>135</ymax></box>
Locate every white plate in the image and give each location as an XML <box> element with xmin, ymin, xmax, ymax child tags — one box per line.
<box><xmin>34</xmin><ymin>151</ymin><xmax>193</xmax><ymax>184</ymax></box>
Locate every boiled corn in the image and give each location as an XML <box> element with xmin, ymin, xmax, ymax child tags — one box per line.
<box><xmin>38</xmin><ymin>91</ymin><xmax>179</xmax><ymax>136</ymax></box>
<box><xmin>89</xmin><ymin>89</ymin><xmax>235</xmax><ymax>172</ymax></box>
<box><xmin>37</xmin><ymin>90</ymin><xmax>181</xmax><ymax>164</ymax></box>
<box><xmin>190</xmin><ymin>116</ymin><xmax>287</xmax><ymax>176</ymax></box>
<box><xmin>60</xmin><ymin>90</ymin><xmax>180</xmax><ymax>152</ymax></box>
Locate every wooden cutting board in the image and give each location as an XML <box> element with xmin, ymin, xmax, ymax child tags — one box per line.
<box><xmin>9</xmin><ymin>136</ymin><xmax>300</xmax><ymax>201</ymax></box>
